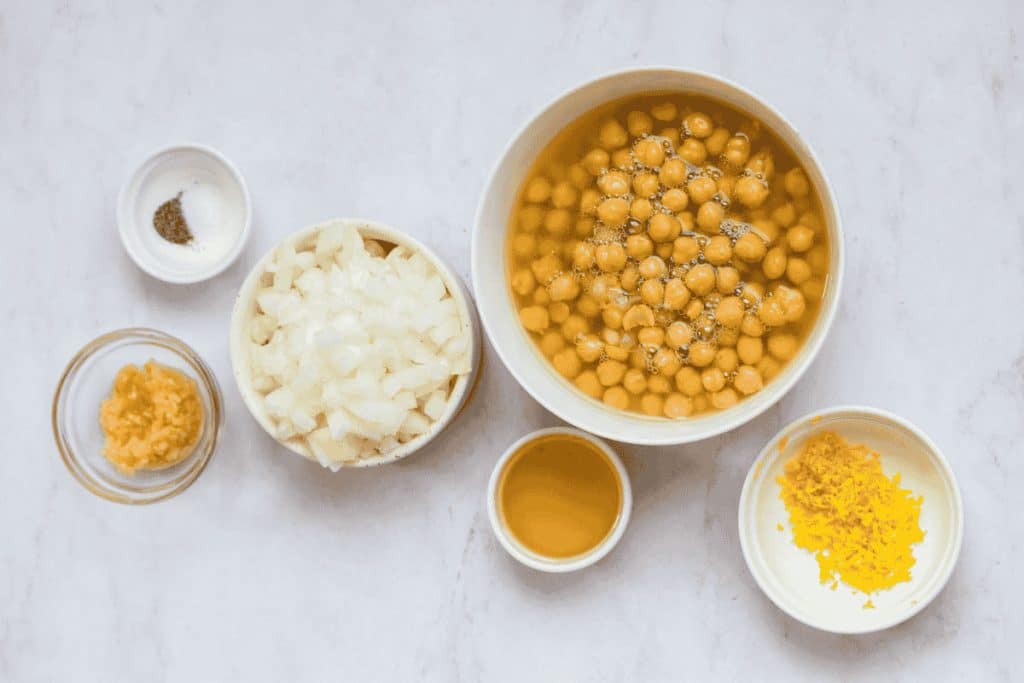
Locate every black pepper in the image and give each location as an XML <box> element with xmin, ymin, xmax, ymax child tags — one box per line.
<box><xmin>153</xmin><ymin>193</ymin><xmax>193</xmax><ymax>244</ymax></box>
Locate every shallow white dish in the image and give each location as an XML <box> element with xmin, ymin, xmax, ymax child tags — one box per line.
<box><xmin>487</xmin><ymin>427</ymin><xmax>632</xmax><ymax>572</ymax></box>
<box><xmin>738</xmin><ymin>406</ymin><xmax>964</xmax><ymax>634</ymax></box>
<box><xmin>229</xmin><ymin>218</ymin><xmax>482</xmax><ymax>468</ymax></box>
<box><xmin>471</xmin><ymin>66</ymin><xmax>844</xmax><ymax>445</ymax></box>
<box><xmin>118</xmin><ymin>143</ymin><xmax>251</xmax><ymax>283</ymax></box>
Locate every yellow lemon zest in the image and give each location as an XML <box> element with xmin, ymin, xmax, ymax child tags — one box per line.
<box><xmin>777</xmin><ymin>431</ymin><xmax>925</xmax><ymax>595</ymax></box>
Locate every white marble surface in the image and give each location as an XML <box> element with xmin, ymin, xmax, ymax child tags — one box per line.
<box><xmin>3</xmin><ymin>1</ymin><xmax>1022</xmax><ymax>680</ymax></box>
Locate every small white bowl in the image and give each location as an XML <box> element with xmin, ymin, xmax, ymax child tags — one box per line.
<box><xmin>118</xmin><ymin>143</ymin><xmax>252</xmax><ymax>283</ymax></box>
<box><xmin>487</xmin><ymin>427</ymin><xmax>632</xmax><ymax>572</ymax></box>
<box><xmin>738</xmin><ymin>406</ymin><xmax>964</xmax><ymax>634</ymax></box>
<box><xmin>230</xmin><ymin>218</ymin><xmax>482</xmax><ymax>468</ymax></box>
<box><xmin>472</xmin><ymin>67</ymin><xmax>844</xmax><ymax>445</ymax></box>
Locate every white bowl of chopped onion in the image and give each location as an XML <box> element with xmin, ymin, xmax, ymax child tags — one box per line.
<box><xmin>230</xmin><ymin>219</ymin><xmax>481</xmax><ymax>469</ymax></box>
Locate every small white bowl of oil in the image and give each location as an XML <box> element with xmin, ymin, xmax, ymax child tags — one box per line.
<box><xmin>738</xmin><ymin>406</ymin><xmax>964</xmax><ymax>634</ymax></box>
<box><xmin>118</xmin><ymin>143</ymin><xmax>251</xmax><ymax>284</ymax></box>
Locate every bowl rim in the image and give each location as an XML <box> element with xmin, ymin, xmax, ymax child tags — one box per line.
<box><xmin>51</xmin><ymin>327</ymin><xmax>223</xmax><ymax>505</ymax></box>
<box><xmin>737</xmin><ymin>404</ymin><xmax>965</xmax><ymax>634</ymax></box>
<box><xmin>486</xmin><ymin>426</ymin><xmax>633</xmax><ymax>572</ymax></box>
<box><xmin>117</xmin><ymin>142</ymin><xmax>253</xmax><ymax>284</ymax></box>
<box><xmin>228</xmin><ymin>217</ymin><xmax>482</xmax><ymax>469</ymax></box>
<box><xmin>471</xmin><ymin>65</ymin><xmax>846</xmax><ymax>445</ymax></box>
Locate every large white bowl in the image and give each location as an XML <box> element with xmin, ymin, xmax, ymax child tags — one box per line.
<box><xmin>738</xmin><ymin>406</ymin><xmax>964</xmax><ymax>634</ymax></box>
<box><xmin>230</xmin><ymin>218</ymin><xmax>482</xmax><ymax>468</ymax></box>
<box><xmin>472</xmin><ymin>67</ymin><xmax>844</xmax><ymax>445</ymax></box>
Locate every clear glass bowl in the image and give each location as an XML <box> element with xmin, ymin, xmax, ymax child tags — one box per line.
<box><xmin>52</xmin><ymin>328</ymin><xmax>222</xmax><ymax>504</ymax></box>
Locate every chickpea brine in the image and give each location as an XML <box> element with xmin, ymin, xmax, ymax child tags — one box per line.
<box><xmin>506</xmin><ymin>93</ymin><xmax>830</xmax><ymax>418</ymax></box>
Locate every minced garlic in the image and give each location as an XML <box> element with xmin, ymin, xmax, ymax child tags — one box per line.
<box><xmin>99</xmin><ymin>360</ymin><xmax>203</xmax><ymax>475</ymax></box>
<box><xmin>777</xmin><ymin>431</ymin><xmax>925</xmax><ymax>595</ymax></box>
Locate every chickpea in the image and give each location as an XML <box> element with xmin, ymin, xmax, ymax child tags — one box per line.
<box><xmin>602</xmin><ymin>305</ymin><xmax>624</xmax><ymax>330</ymax></box>
<box><xmin>674</xmin><ymin>367</ymin><xmax>703</xmax><ymax>396</ymax></box>
<box><xmin>651</xmin><ymin>102</ymin><xmax>678</xmax><ymax>121</ymax></box>
<box><xmin>807</xmin><ymin>245</ymin><xmax>828</xmax><ymax>275</ymax></box>
<box><xmin>519</xmin><ymin>306</ymin><xmax>549</xmax><ymax>332</ymax></box>
<box><xmin>658</xmin><ymin>158</ymin><xmax>687</xmax><ymax>188</ymax></box>
<box><xmin>537</xmin><ymin>237</ymin><xmax>560</xmax><ymax>256</ymax></box>
<box><xmin>656</xmin><ymin>243</ymin><xmax>674</xmax><ymax>260</ymax></box>
<box><xmin>567</xmin><ymin>163</ymin><xmax>591</xmax><ymax>190</ymax></box>
<box><xmin>717</xmin><ymin>175</ymin><xmax>736</xmax><ymax>203</ymax></box>
<box><xmin>684</xmin><ymin>112</ymin><xmax>714</xmax><ymax>138</ymax></box>
<box><xmin>715</xmin><ymin>296</ymin><xmax>745</xmax><ymax>328</ymax></box>
<box><xmin>740</xmin><ymin>312</ymin><xmax>765</xmax><ymax>337</ymax></box>
<box><xmin>751</xmin><ymin>218</ymin><xmax>780</xmax><ymax>245</ymax></box>
<box><xmin>705</xmin><ymin>127</ymin><xmax>730</xmax><ymax>155</ymax></box>
<box><xmin>687</xmin><ymin>340</ymin><xmax>717</xmax><ymax>367</ymax></box>
<box><xmin>582</xmin><ymin>148</ymin><xmax>610</xmax><ymax>175</ymax></box>
<box><xmin>787</xmin><ymin>225</ymin><xmax>815</xmax><ymax>253</ymax></box>
<box><xmin>595</xmin><ymin>243</ymin><xmax>627</xmax><ymax>272</ymax></box>
<box><xmin>663</xmin><ymin>278</ymin><xmax>691</xmax><ymax>310</ymax></box>
<box><xmin>684</xmin><ymin>263</ymin><xmax>716</xmax><ymax>296</ymax></box>
<box><xmin>711</xmin><ymin>388</ymin><xmax>739</xmax><ymax>410</ymax></box>
<box><xmin>640</xmin><ymin>279</ymin><xmax>665</xmax><ymax>306</ymax></box>
<box><xmin>589</xmin><ymin>274</ymin><xmax>620</xmax><ymax>302</ymax></box>
<box><xmin>745</xmin><ymin>150</ymin><xmax>775</xmax><ymax>180</ymax></box>
<box><xmin>663</xmin><ymin>393</ymin><xmax>694</xmax><ymax>418</ymax></box>
<box><xmin>639</xmin><ymin>255</ymin><xmax>668</xmax><ymax>279</ymax></box>
<box><xmin>597</xmin><ymin>197</ymin><xmax>629</xmax><ymax>226</ymax></box>
<box><xmin>786</xmin><ymin>257</ymin><xmax>812</xmax><ymax>285</ymax></box>
<box><xmin>680</xmin><ymin>138</ymin><xmax>707</xmax><ymax>165</ymax></box>
<box><xmin>775</xmin><ymin>285</ymin><xmax>806</xmax><ymax>322</ymax></box>
<box><xmin>697</xmin><ymin>201</ymin><xmax>725</xmax><ymax>232</ymax></box>
<box><xmin>704</xmin><ymin>235</ymin><xmax>733</xmax><ymax>265</ymax></box>
<box><xmin>604</xmin><ymin>342</ymin><xmax>628</xmax><ymax>361</ymax></box>
<box><xmin>543</xmin><ymin>209</ymin><xmax>571</xmax><ymax>236</ymax></box>
<box><xmin>718</xmin><ymin>326</ymin><xmax>739</xmax><ymax>347</ymax></box>
<box><xmin>737</xmin><ymin>335</ymin><xmax>763</xmax><ymax>365</ymax></box>
<box><xmin>622</xmin><ymin>368</ymin><xmax>648</xmax><ymax>395</ymax></box>
<box><xmin>530</xmin><ymin>253</ymin><xmax>561</xmax><ymax>283</ymax></box>
<box><xmin>597</xmin><ymin>170</ymin><xmax>630</xmax><ymax>197</ymax></box>
<box><xmin>801</xmin><ymin>278</ymin><xmax>825</xmax><ymax>301</ymax></box>
<box><xmin>665</xmin><ymin>321</ymin><xmax>694</xmax><ymax>348</ymax></box>
<box><xmin>575</xmin><ymin>335</ymin><xmax>602</xmax><ymax>362</ymax></box>
<box><xmin>684</xmin><ymin>298</ymin><xmax>704</xmax><ymax>321</ymax></box>
<box><xmin>687</xmin><ymin>176</ymin><xmax>718</xmax><ymax>205</ymax></box>
<box><xmin>623</xmin><ymin>234</ymin><xmax>651</xmax><ymax>261</ymax></box>
<box><xmin>758</xmin><ymin>297</ymin><xmax>787</xmax><ymax>327</ymax></box>
<box><xmin>611</xmin><ymin>148</ymin><xmax>634</xmax><ymax>169</ymax></box>
<box><xmin>768</xmin><ymin>333</ymin><xmax>798</xmax><ymax>361</ymax></box>
<box><xmin>716</xmin><ymin>266</ymin><xmax>740</xmax><ymax>294</ymax></box>
<box><xmin>598</xmin><ymin>119</ymin><xmax>629</xmax><ymax>149</ymax></box>
<box><xmin>740</xmin><ymin>282</ymin><xmax>765</xmax><ymax>307</ymax></box>
<box><xmin>631</xmin><ymin>198</ymin><xmax>655</xmax><ymax>222</ymax></box>
<box><xmin>632</xmin><ymin>174</ymin><xmax>659</xmax><ymax>200</ymax></box>
<box><xmin>533</xmin><ymin>288</ymin><xmax>550</xmax><ymax>305</ymax></box>
<box><xmin>597</xmin><ymin>359</ymin><xmax>627</xmax><ymax>386</ymax></box>
<box><xmin>648</xmin><ymin>375</ymin><xmax>672</xmax><ymax>394</ymax></box>
<box><xmin>762</xmin><ymin>247</ymin><xmax>787</xmax><ymax>280</ymax></box>
<box><xmin>577</xmin><ymin>294</ymin><xmax>601</xmax><ymax>318</ymax></box>
<box><xmin>511</xmin><ymin>233</ymin><xmax>536</xmax><ymax>259</ymax></box>
<box><xmin>673</xmin><ymin>236</ymin><xmax>700</xmax><ymax>263</ymax></box>
<box><xmin>572</xmin><ymin>242</ymin><xmax>595</xmax><ymax>270</ymax></box>
<box><xmin>660</xmin><ymin>188</ymin><xmax>688</xmax><ymax>213</ymax></box>
<box><xmin>701</xmin><ymin>367</ymin><xmax>727</xmax><ymax>393</ymax></box>
<box><xmin>733</xmin><ymin>365</ymin><xmax>763</xmax><ymax>395</ymax></box>
<box><xmin>640</xmin><ymin>393</ymin><xmax>664</xmax><ymax>416</ymax></box>
<box><xmin>548</xmin><ymin>302</ymin><xmax>570</xmax><ymax>324</ymax></box>
<box><xmin>602</xmin><ymin>386</ymin><xmax>629</xmax><ymax>410</ymax></box>
<box><xmin>548</xmin><ymin>273</ymin><xmax>580</xmax><ymax>302</ymax></box>
<box><xmin>771</xmin><ymin>202</ymin><xmax>797</xmax><ymax>228</ymax></box>
<box><xmin>783</xmin><ymin>168</ymin><xmax>810</xmax><ymax>197</ymax></box>
<box><xmin>549</xmin><ymin>181</ymin><xmax>576</xmax><ymax>210</ymax></box>
<box><xmin>734</xmin><ymin>232</ymin><xmax>767</xmax><ymax>262</ymax></box>
<box><xmin>653</xmin><ymin>347</ymin><xmax>682</xmax><ymax>376</ymax></box>
<box><xmin>580</xmin><ymin>189</ymin><xmax>601</xmax><ymax>216</ymax></box>
<box><xmin>620</xmin><ymin>264</ymin><xmax>640</xmax><ymax>291</ymax></box>
<box><xmin>525</xmin><ymin>177</ymin><xmax>552</xmax><ymax>203</ymax></box>
<box><xmin>723</xmin><ymin>135</ymin><xmax>751</xmax><ymax>168</ymax></box>
<box><xmin>552</xmin><ymin>348</ymin><xmax>582</xmax><ymax>379</ymax></box>
<box><xmin>575</xmin><ymin>370</ymin><xmax>603</xmax><ymax>398</ymax></box>
<box><xmin>630</xmin><ymin>328</ymin><xmax>657</xmax><ymax>349</ymax></box>
<box><xmin>622</xmin><ymin>303</ymin><xmax>656</xmax><ymax>330</ymax></box>
<box><xmin>511</xmin><ymin>268</ymin><xmax>536</xmax><ymax>297</ymax></box>
<box><xmin>659</xmin><ymin>127</ymin><xmax>681</xmax><ymax>147</ymax></box>
<box><xmin>648</xmin><ymin>213</ymin><xmax>682</xmax><ymax>243</ymax></box>
<box><xmin>734</xmin><ymin>175</ymin><xmax>768</xmax><ymax>209</ymax></box>
<box><xmin>715</xmin><ymin>348</ymin><xmax>739</xmax><ymax>373</ymax></box>
<box><xmin>519</xmin><ymin>205</ymin><xmax>545</xmax><ymax>232</ymax></box>
<box><xmin>627</xmin><ymin>110</ymin><xmax>654</xmax><ymax>137</ymax></box>
<box><xmin>757</xmin><ymin>356</ymin><xmax>781</xmax><ymax>381</ymax></box>
<box><xmin>561</xmin><ymin>314</ymin><xmax>589</xmax><ymax>342</ymax></box>
<box><xmin>539</xmin><ymin>331</ymin><xmax>566</xmax><ymax>357</ymax></box>
<box><xmin>634</xmin><ymin>138</ymin><xmax>665</xmax><ymax>168</ymax></box>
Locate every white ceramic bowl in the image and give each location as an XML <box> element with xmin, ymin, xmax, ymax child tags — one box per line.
<box><xmin>230</xmin><ymin>218</ymin><xmax>482</xmax><ymax>468</ymax></box>
<box><xmin>738</xmin><ymin>406</ymin><xmax>964</xmax><ymax>634</ymax></box>
<box><xmin>118</xmin><ymin>143</ymin><xmax>251</xmax><ymax>283</ymax></box>
<box><xmin>487</xmin><ymin>427</ymin><xmax>632</xmax><ymax>572</ymax></box>
<box><xmin>472</xmin><ymin>67</ymin><xmax>844</xmax><ymax>445</ymax></box>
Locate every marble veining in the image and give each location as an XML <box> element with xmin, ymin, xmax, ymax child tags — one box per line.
<box><xmin>2</xmin><ymin>0</ymin><xmax>1022</xmax><ymax>680</ymax></box>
